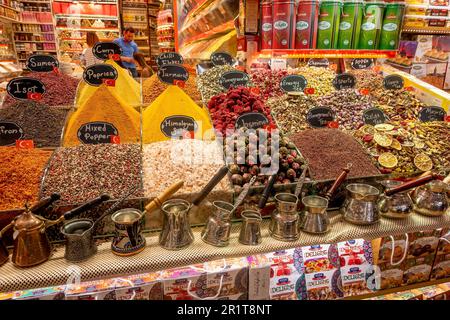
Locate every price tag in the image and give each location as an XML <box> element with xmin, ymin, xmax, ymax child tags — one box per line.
<box><xmin>15</xmin><ymin>140</ymin><xmax>34</xmax><ymax>149</ymax></box>
<box><xmin>383</xmin><ymin>75</ymin><xmax>404</xmax><ymax>90</ymax></box>
<box><xmin>77</xmin><ymin>122</ymin><xmax>118</xmax><ymax>144</ymax></box>
<box><xmin>332</xmin><ymin>73</ymin><xmax>356</xmax><ymax>90</ymax></box>
<box><xmin>0</xmin><ymin>122</ymin><xmax>24</xmax><ymax>146</ymax></box>
<box><xmin>280</xmin><ymin>75</ymin><xmax>307</xmax><ymax>92</ymax></box>
<box><xmin>26</xmin><ymin>55</ymin><xmax>59</xmax><ymax>72</ymax></box>
<box><xmin>211</xmin><ymin>52</ymin><xmax>234</xmax><ymax>66</ymax></box>
<box><xmin>363</xmin><ymin>108</ymin><xmax>389</xmax><ymax>126</ymax></box>
<box><xmin>156</xmin><ymin>52</ymin><xmax>184</xmax><ymax>67</ymax></box>
<box><xmin>307</xmin><ymin>58</ymin><xmax>329</xmax><ymax>68</ymax></box>
<box><xmin>83</xmin><ymin>64</ymin><xmax>118</xmax><ymax>86</ymax></box>
<box><xmin>306</xmin><ymin>107</ymin><xmax>335</xmax><ymax>128</ymax></box>
<box><xmin>160</xmin><ymin>115</ymin><xmax>198</xmax><ymax>138</ymax></box>
<box><xmin>419</xmin><ymin>106</ymin><xmax>446</xmax><ymax>122</ymax></box>
<box><xmin>351</xmin><ymin>58</ymin><xmax>373</xmax><ymax>70</ymax></box>
<box><xmin>157</xmin><ymin>64</ymin><xmax>189</xmax><ymax>85</ymax></box>
<box><xmin>235</xmin><ymin>112</ymin><xmax>269</xmax><ymax>129</ymax></box>
<box><xmin>270</xmin><ymin>58</ymin><xmax>287</xmax><ymax>71</ymax></box>
<box><xmin>220</xmin><ymin>71</ymin><xmax>250</xmax><ymax>89</ymax></box>
<box><xmin>7</xmin><ymin>77</ymin><xmax>46</xmax><ymax>101</ymax></box>
<box><xmin>92</xmin><ymin>42</ymin><xmax>122</xmax><ymax>60</ymax></box>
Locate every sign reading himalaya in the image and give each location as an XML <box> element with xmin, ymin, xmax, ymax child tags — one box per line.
<box><xmin>160</xmin><ymin>115</ymin><xmax>198</xmax><ymax>138</ymax></box>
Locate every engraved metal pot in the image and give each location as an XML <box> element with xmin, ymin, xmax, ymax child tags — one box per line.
<box><xmin>238</xmin><ymin>210</ymin><xmax>262</xmax><ymax>246</ymax></box>
<box><xmin>61</xmin><ymin>219</ymin><xmax>97</xmax><ymax>262</ymax></box>
<box><xmin>301</xmin><ymin>195</ymin><xmax>330</xmax><ymax>234</ymax></box>
<box><xmin>412</xmin><ymin>180</ymin><xmax>449</xmax><ymax>217</ymax></box>
<box><xmin>201</xmin><ymin>201</ymin><xmax>234</xmax><ymax>247</ymax></box>
<box><xmin>341</xmin><ymin>183</ymin><xmax>380</xmax><ymax>225</ymax></box>
<box><xmin>269</xmin><ymin>193</ymin><xmax>300</xmax><ymax>241</ymax></box>
<box><xmin>159</xmin><ymin>199</ymin><xmax>194</xmax><ymax>250</ymax></box>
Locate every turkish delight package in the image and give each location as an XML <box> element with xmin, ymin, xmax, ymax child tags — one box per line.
<box><xmin>247</xmin><ymin>255</ymin><xmax>271</xmax><ymax>300</ymax></box>
<box><xmin>378</xmin><ymin>234</ymin><xmax>409</xmax><ymax>266</ymax></box>
<box><xmin>114</xmin><ymin>272</ymin><xmax>162</xmax><ymax>300</ymax></box>
<box><xmin>296</xmin><ymin>244</ymin><xmax>343</xmax><ymax>300</ymax></box>
<box><xmin>337</xmin><ymin>239</ymin><xmax>375</xmax><ymax>297</ymax></box>
<box><xmin>13</xmin><ymin>286</ymin><xmax>66</xmax><ymax>300</ymax></box>
<box><xmin>266</xmin><ymin>249</ymin><xmax>302</xmax><ymax>300</ymax></box>
<box><xmin>0</xmin><ymin>292</ymin><xmax>14</xmax><ymax>300</ymax></box>
<box><xmin>161</xmin><ymin>257</ymin><xmax>249</xmax><ymax>300</ymax></box>
<box><xmin>65</xmin><ymin>279</ymin><xmax>116</xmax><ymax>300</ymax></box>
<box><xmin>402</xmin><ymin>255</ymin><xmax>435</xmax><ymax>286</ymax></box>
<box><xmin>377</xmin><ymin>261</ymin><xmax>405</xmax><ymax>290</ymax></box>
<box><xmin>412</xmin><ymin>285</ymin><xmax>447</xmax><ymax>300</ymax></box>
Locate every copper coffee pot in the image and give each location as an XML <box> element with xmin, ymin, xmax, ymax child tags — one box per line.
<box><xmin>0</xmin><ymin>193</ymin><xmax>61</xmax><ymax>267</ymax></box>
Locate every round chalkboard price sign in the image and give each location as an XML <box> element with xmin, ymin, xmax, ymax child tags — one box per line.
<box><xmin>351</xmin><ymin>58</ymin><xmax>373</xmax><ymax>70</ymax></box>
<box><xmin>83</xmin><ymin>64</ymin><xmax>118</xmax><ymax>86</ymax></box>
<box><xmin>307</xmin><ymin>58</ymin><xmax>329</xmax><ymax>68</ymax></box>
<box><xmin>280</xmin><ymin>75</ymin><xmax>307</xmax><ymax>93</ymax></box>
<box><xmin>235</xmin><ymin>112</ymin><xmax>269</xmax><ymax>129</ymax></box>
<box><xmin>419</xmin><ymin>106</ymin><xmax>446</xmax><ymax>122</ymax></box>
<box><xmin>220</xmin><ymin>71</ymin><xmax>250</xmax><ymax>90</ymax></box>
<box><xmin>211</xmin><ymin>52</ymin><xmax>234</xmax><ymax>66</ymax></box>
<box><xmin>157</xmin><ymin>64</ymin><xmax>189</xmax><ymax>85</ymax></box>
<box><xmin>26</xmin><ymin>55</ymin><xmax>59</xmax><ymax>72</ymax></box>
<box><xmin>332</xmin><ymin>73</ymin><xmax>356</xmax><ymax>90</ymax></box>
<box><xmin>156</xmin><ymin>52</ymin><xmax>183</xmax><ymax>67</ymax></box>
<box><xmin>92</xmin><ymin>42</ymin><xmax>122</xmax><ymax>60</ymax></box>
<box><xmin>383</xmin><ymin>75</ymin><xmax>404</xmax><ymax>90</ymax></box>
<box><xmin>362</xmin><ymin>108</ymin><xmax>389</xmax><ymax>126</ymax></box>
<box><xmin>7</xmin><ymin>77</ymin><xmax>46</xmax><ymax>101</ymax></box>
<box><xmin>77</xmin><ymin>122</ymin><xmax>118</xmax><ymax>144</ymax></box>
<box><xmin>306</xmin><ymin>107</ymin><xmax>334</xmax><ymax>128</ymax></box>
<box><xmin>160</xmin><ymin>115</ymin><xmax>198</xmax><ymax>138</ymax></box>
<box><xmin>0</xmin><ymin>122</ymin><xmax>24</xmax><ymax>146</ymax></box>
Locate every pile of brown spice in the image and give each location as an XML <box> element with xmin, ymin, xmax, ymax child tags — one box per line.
<box><xmin>0</xmin><ymin>147</ymin><xmax>52</xmax><ymax>210</ymax></box>
<box><xmin>2</xmin><ymin>71</ymin><xmax>80</xmax><ymax>107</ymax></box>
<box><xmin>142</xmin><ymin>73</ymin><xmax>202</xmax><ymax>105</ymax></box>
<box><xmin>290</xmin><ymin>129</ymin><xmax>380</xmax><ymax>181</ymax></box>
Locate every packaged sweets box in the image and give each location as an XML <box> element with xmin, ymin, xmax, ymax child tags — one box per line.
<box><xmin>161</xmin><ymin>257</ymin><xmax>249</xmax><ymax>300</ymax></box>
<box><xmin>431</xmin><ymin>228</ymin><xmax>450</xmax><ymax>281</ymax></box>
<box><xmin>65</xmin><ymin>279</ymin><xmax>117</xmax><ymax>300</ymax></box>
<box><xmin>12</xmin><ymin>286</ymin><xmax>66</xmax><ymax>300</ymax></box>
<box><xmin>113</xmin><ymin>272</ymin><xmax>162</xmax><ymax>300</ymax></box>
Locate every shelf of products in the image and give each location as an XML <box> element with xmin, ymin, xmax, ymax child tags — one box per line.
<box><xmin>157</xmin><ymin>2</ymin><xmax>174</xmax><ymax>52</ymax></box>
<box><xmin>0</xmin><ymin>20</ymin><xmax>17</xmax><ymax>63</ymax></box>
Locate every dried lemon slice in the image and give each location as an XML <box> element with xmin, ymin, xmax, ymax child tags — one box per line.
<box><xmin>379</xmin><ymin>153</ymin><xmax>398</xmax><ymax>168</ymax></box>
<box><xmin>413</xmin><ymin>139</ymin><xmax>425</xmax><ymax>149</ymax></box>
<box><xmin>402</xmin><ymin>140</ymin><xmax>415</xmax><ymax>147</ymax></box>
<box><xmin>374</xmin><ymin>133</ymin><xmax>393</xmax><ymax>147</ymax></box>
<box><xmin>360</xmin><ymin>124</ymin><xmax>375</xmax><ymax>135</ymax></box>
<box><xmin>390</xmin><ymin>139</ymin><xmax>402</xmax><ymax>150</ymax></box>
<box><xmin>414</xmin><ymin>153</ymin><xmax>433</xmax><ymax>171</ymax></box>
<box><xmin>375</xmin><ymin>124</ymin><xmax>394</xmax><ymax>131</ymax></box>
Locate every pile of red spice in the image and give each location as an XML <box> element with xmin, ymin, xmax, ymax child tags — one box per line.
<box><xmin>250</xmin><ymin>69</ymin><xmax>289</xmax><ymax>100</ymax></box>
<box><xmin>207</xmin><ymin>87</ymin><xmax>275</xmax><ymax>135</ymax></box>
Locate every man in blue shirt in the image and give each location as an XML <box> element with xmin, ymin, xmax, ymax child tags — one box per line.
<box><xmin>114</xmin><ymin>27</ymin><xmax>139</xmax><ymax>78</ymax></box>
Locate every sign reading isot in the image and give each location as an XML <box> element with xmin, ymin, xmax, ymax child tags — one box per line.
<box><xmin>7</xmin><ymin>77</ymin><xmax>46</xmax><ymax>101</ymax></box>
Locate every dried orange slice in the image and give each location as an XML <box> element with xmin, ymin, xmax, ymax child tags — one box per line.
<box><xmin>375</xmin><ymin>124</ymin><xmax>394</xmax><ymax>131</ymax></box>
<box><xmin>360</xmin><ymin>124</ymin><xmax>375</xmax><ymax>135</ymax></box>
<box><xmin>378</xmin><ymin>152</ymin><xmax>398</xmax><ymax>168</ymax></box>
<box><xmin>414</xmin><ymin>153</ymin><xmax>433</xmax><ymax>171</ymax></box>
<box><xmin>374</xmin><ymin>133</ymin><xmax>393</xmax><ymax>147</ymax></box>
<box><xmin>413</xmin><ymin>139</ymin><xmax>425</xmax><ymax>149</ymax></box>
<box><xmin>390</xmin><ymin>139</ymin><xmax>402</xmax><ymax>150</ymax></box>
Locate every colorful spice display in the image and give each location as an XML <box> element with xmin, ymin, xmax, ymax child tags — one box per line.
<box><xmin>142</xmin><ymin>139</ymin><xmax>230</xmax><ymax>197</ymax></box>
<box><xmin>293</xmin><ymin>66</ymin><xmax>335</xmax><ymax>96</ymax></box>
<box><xmin>41</xmin><ymin>144</ymin><xmax>143</xmax><ymax>204</ymax></box>
<box><xmin>290</xmin><ymin>129</ymin><xmax>380</xmax><ymax>181</ymax></box>
<box><xmin>348</xmin><ymin>69</ymin><xmax>384</xmax><ymax>91</ymax></box>
<box><xmin>2</xmin><ymin>71</ymin><xmax>79</xmax><ymax>107</ymax></box>
<box><xmin>207</xmin><ymin>87</ymin><xmax>275</xmax><ymax>136</ymax></box>
<box><xmin>0</xmin><ymin>147</ymin><xmax>52</xmax><ymax>210</ymax></box>
<box><xmin>63</xmin><ymin>85</ymin><xmax>141</xmax><ymax>147</ymax></box>
<box><xmin>250</xmin><ymin>69</ymin><xmax>289</xmax><ymax>100</ymax></box>
<box><xmin>225</xmin><ymin>127</ymin><xmax>306</xmax><ymax>191</ymax></box>
<box><xmin>196</xmin><ymin>65</ymin><xmax>237</xmax><ymax>103</ymax></box>
<box><xmin>143</xmin><ymin>85</ymin><xmax>213</xmax><ymax>143</ymax></box>
<box><xmin>267</xmin><ymin>92</ymin><xmax>317</xmax><ymax>134</ymax></box>
<box><xmin>316</xmin><ymin>89</ymin><xmax>373</xmax><ymax>130</ymax></box>
<box><xmin>0</xmin><ymin>102</ymin><xmax>70</xmax><ymax>147</ymax></box>
<box><xmin>142</xmin><ymin>73</ymin><xmax>202</xmax><ymax>105</ymax></box>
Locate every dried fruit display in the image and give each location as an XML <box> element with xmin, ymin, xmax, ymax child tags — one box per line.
<box><xmin>292</xmin><ymin>66</ymin><xmax>336</xmax><ymax>97</ymax></box>
<box><xmin>196</xmin><ymin>65</ymin><xmax>238</xmax><ymax>104</ymax></box>
<box><xmin>348</xmin><ymin>69</ymin><xmax>384</xmax><ymax>92</ymax></box>
<box><xmin>250</xmin><ymin>69</ymin><xmax>289</xmax><ymax>100</ymax></box>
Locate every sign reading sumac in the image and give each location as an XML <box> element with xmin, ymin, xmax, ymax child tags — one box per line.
<box><xmin>307</xmin><ymin>58</ymin><xmax>329</xmax><ymax>68</ymax></box>
<box><xmin>157</xmin><ymin>64</ymin><xmax>189</xmax><ymax>85</ymax></box>
<box><xmin>363</xmin><ymin>108</ymin><xmax>389</xmax><ymax>125</ymax></box>
<box><xmin>220</xmin><ymin>71</ymin><xmax>250</xmax><ymax>89</ymax></box>
<box><xmin>0</xmin><ymin>122</ymin><xmax>24</xmax><ymax>146</ymax></box>
<box><xmin>306</xmin><ymin>107</ymin><xmax>334</xmax><ymax>128</ymax></box>
<box><xmin>235</xmin><ymin>112</ymin><xmax>269</xmax><ymax>129</ymax></box>
<box><xmin>77</xmin><ymin>122</ymin><xmax>118</xmax><ymax>144</ymax></box>
<box><xmin>351</xmin><ymin>58</ymin><xmax>373</xmax><ymax>70</ymax></box>
<box><xmin>160</xmin><ymin>115</ymin><xmax>198</xmax><ymax>138</ymax></box>
<box><xmin>26</xmin><ymin>55</ymin><xmax>59</xmax><ymax>72</ymax></box>
<box><xmin>83</xmin><ymin>64</ymin><xmax>118</xmax><ymax>86</ymax></box>
<box><xmin>333</xmin><ymin>73</ymin><xmax>356</xmax><ymax>90</ymax></box>
<box><xmin>211</xmin><ymin>52</ymin><xmax>234</xmax><ymax>66</ymax></box>
<box><xmin>7</xmin><ymin>77</ymin><xmax>46</xmax><ymax>101</ymax></box>
<box><xmin>92</xmin><ymin>42</ymin><xmax>122</xmax><ymax>60</ymax></box>
<box><xmin>280</xmin><ymin>75</ymin><xmax>307</xmax><ymax>92</ymax></box>
<box><xmin>419</xmin><ymin>106</ymin><xmax>446</xmax><ymax>122</ymax></box>
<box><xmin>156</xmin><ymin>52</ymin><xmax>183</xmax><ymax>66</ymax></box>
<box><xmin>383</xmin><ymin>75</ymin><xmax>404</xmax><ymax>90</ymax></box>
